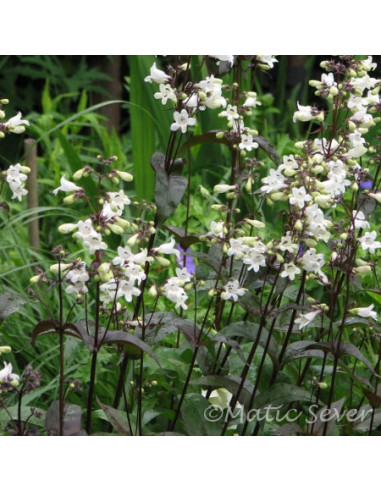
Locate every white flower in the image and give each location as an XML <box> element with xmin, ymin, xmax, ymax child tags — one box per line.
<box><xmin>278</xmin><ymin>232</ymin><xmax>299</xmax><ymax>255</ymax></box>
<box><xmin>170</xmin><ymin>109</ymin><xmax>196</xmax><ymax>133</ymax></box>
<box><xmin>163</xmin><ymin>277</ymin><xmax>188</xmax><ymax>309</ymax></box>
<box><xmin>154</xmin><ymin>238</ymin><xmax>180</xmax><ymax>258</ymax></box>
<box><xmin>293</xmin><ymin>102</ymin><xmax>313</xmax><ymax>122</ymax></box>
<box><xmin>5</xmin><ymin>112</ymin><xmax>29</xmax><ymax>133</ymax></box>
<box><xmin>214</xmin><ymin>55</ymin><xmax>235</xmax><ymax>67</ymax></box>
<box><xmin>242</xmin><ymin>248</ymin><xmax>266</xmax><ymax>272</ymax></box>
<box><xmin>351</xmin><ymin>210</ymin><xmax>370</xmax><ymax>230</ymax></box>
<box><xmin>243</xmin><ymin>93</ymin><xmax>261</xmax><ymax>108</ymax></box>
<box><xmin>295</xmin><ymin>310</ymin><xmax>321</xmax><ymax>330</ymax></box>
<box><xmin>280</xmin><ymin>262</ymin><xmax>301</xmax><ymax>281</ymax></box>
<box><xmin>239</xmin><ymin>134</ymin><xmax>258</xmax><ymax>152</ymax></box>
<box><xmin>227</xmin><ymin>238</ymin><xmax>249</xmax><ymax>260</ymax></box>
<box><xmin>219</xmin><ymin>104</ymin><xmax>239</xmax><ymax>122</ymax></box>
<box><xmin>210</xmin><ymin>220</ymin><xmax>225</xmax><ymax>238</ymax></box>
<box><xmin>289</xmin><ymin>186</ymin><xmax>312</xmax><ymax>209</ymax></box>
<box><xmin>351</xmin><ymin>75</ymin><xmax>377</xmax><ymax>94</ymax></box>
<box><xmin>154</xmin><ymin>84</ymin><xmax>177</xmax><ymax>105</ymax></box>
<box><xmin>75</xmin><ymin>219</ymin><xmax>94</xmax><ymax>240</ymax></box>
<box><xmin>53</xmin><ymin>175</ymin><xmax>82</xmax><ymax>195</ymax></box>
<box><xmin>197</xmin><ymin>76</ymin><xmax>227</xmax><ymax>110</ymax></box>
<box><xmin>176</xmin><ymin>267</ymin><xmax>192</xmax><ymax>283</ymax></box>
<box><xmin>349</xmin><ymin>304</ymin><xmax>377</xmax><ymax>321</ymax></box>
<box><xmin>101</xmin><ymin>202</ymin><xmax>120</xmax><ymax>221</ymax></box>
<box><xmin>258</xmin><ymin>56</ymin><xmax>278</xmax><ymax>69</ymax></box>
<box><xmin>123</xmin><ymin>263</ymin><xmax>146</xmax><ymax>285</ymax></box>
<box><xmin>278</xmin><ymin>155</ymin><xmax>298</xmax><ymax>176</ymax></box>
<box><xmin>65</xmin><ymin>262</ymin><xmax>89</xmax><ymax>284</ymax></box>
<box><xmin>131</xmin><ymin>249</ymin><xmax>154</xmax><ymax>265</ymax></box>
<box><xmin>144</xmin><ymin>63</ymin><xmax>170</xmax><ymax>84</ymax></box>
<box><xmin>221</xmin><ymin>280</ymin><xmax>246</xmax><ymax>302</ymax></box>
<box><xmin>9</xmin><ymin>181</ymin><xmax>28</xmax><ymax>201</ymax></box>
<box><xmin>301</xmin><ymin>248</ymin><xmax>325</xmax><ymax>273</ymax></box>
<box><xmin>260</xmin><ymin>168</ymin><xmax>287</xmax><ymax>194</ymax></box>
<box><xmin>101</xmin><ymin>278</ymin><xmax>140</xmax><ymax>303</ymax></box>
<box><xmin>107</xmin><ymin>190</ymin><xmax>131</xmax><ymax>212</ymax></box>
<box><xmin>321</xmin><ymin>73</ymin><xmax>336</xmax><ymax>87</ymax></box>
<box><xmin>0</xmin><ymin>362</ymin><xmax>19</xmax><ymax>384</ymax></box>
<box><xmin>6</xmin><ymin>163</ymin><xmax>28</xmax><ymax>184</ymax></box>
<box><xmin>83</xmin><ymin>232</ymin><xmax>108</xmax><ymax>254</ymax></box>
<box><xmin>66</xmin><ymin>281</ymin><xmax>88</xmax><ymax>296</ymax></box>
<box><xmin>357</xmin><ymin>231</ymin><xmax>381</xmax><ymax>254</ymax></box>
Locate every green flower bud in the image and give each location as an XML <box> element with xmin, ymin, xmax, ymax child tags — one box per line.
<box><xmin>155</xmin><ymin>256</ymin><xmax>170</xmax><ymax>267</ymax></box>
<box><xmin>116</xmin><ymin>170</ymin><xmax>133</xmax><ymax>182</ymax></box>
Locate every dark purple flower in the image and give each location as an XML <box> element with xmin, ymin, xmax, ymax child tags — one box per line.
<box><xmin>176</xmin><ymin>244</ymin><xmax>196</xmax><ymax>275</ymax></box>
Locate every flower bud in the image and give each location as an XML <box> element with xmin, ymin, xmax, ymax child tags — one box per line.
<box><xmin>115</xmin><ymin>217</ymin><xmax>131</xmax><ymax>229</ymax></box>
<box><xmin>0</xmin><ymin>346</ymin><xmax>11</xmax><ymax>355</ymax></box>
<box><xmin>58</xmin><ymin>223</ymin><xmax>78</xmax><ymax>234</ymax></box>
<box><xmin>368</xmin><ymin>192</ymin><xmax>381</xmax><ymax>203</ymax></box>
<box><xmin>199</xmin><ymin>185</ymin><xmax>210</xmax><ymax>198</ymax></box>
<box><xmin>73</xmin><ymin>168</ymin><xmax>86</xmax><ymax>180</ymax></box>
<box><xmin>353</xmin><ymin>265</ymin><xmax>372</xmax><ymax>275</ymax></box>
<box><xmin>213</xmin><ymin>184</ymin><xmax>236</xmax><ymax>194</ymax></box>
<box><xmin>0</xmin><ymin>99</ymin><xmax>9</xmax><ymax>105</ymax></box>
<box><xmin>317</xmin><ymin>382</ymin><xmax>328</xmax><ymax>390</ymax></box>
<box><xmin>107</xmin><ymin>223</ymin><xmax>124</xmax><ymax>235</ymax></box>
<box><xmin>245</xmin><ymin>219</ymin><xmax>265</xmax><ymax>229</ymax></box>
<box><xmin>50</xmin><ymin>263</ymin><xmax>71</xmax><ymax>275</ymax></box>
<box><xmin>270</xmin><ymin>192</ymin><xmax>287</xmax><ymax>201</ymax></box>
<box><xmin>127</xmin><ymin>234</ymin><xmax>139</xmax><ymax>246</ymax></box>
<box><xmin>30</xmin><ymin>274</ymin><xmax>42</xmax><ymax>284</ymax></box>
<box><xmin>304</xmin><ymin>238</ymin><xmax>317</xmax><ymax>248</ymax></box>
<box><xmin>294</xmin><ymin>220</ymin><xmax>303</xmax><ymax>231</ymax></box>
<box><xmin>116</xmin><ymin>170</ymin><xmax>133</xmax><ymax>182</ymax></box>
<box><xmin>99</xmin><ymin>262</ymin><xmax>113</xmax><ymax>282</ymax></box>
<box><xmin>216</xmin><ymin>131</ymin><xmax>226</xmax><ymax>139</ymax></box>
<box><xmin>155</xmin><ymin>256</ymin><xmax>170</xmax><ymax>267</ymax></box>
<box><xmin>63</xmin><ymin>194</ymin><xmax>77</xmax><ymax>204</ymax></box>
<box><xmin>148</xmin><ymin>285</ymin><xmax>158</xmax><ymax>297</ymax></box>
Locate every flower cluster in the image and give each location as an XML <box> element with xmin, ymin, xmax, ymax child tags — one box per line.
<box><xmin>0</xmin><ymin>99</ymin><xmax>30</xmax><ymax>202</ymax></box>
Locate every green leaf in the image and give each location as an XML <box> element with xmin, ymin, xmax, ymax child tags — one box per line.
<box><xmin>254</xmin><ymin>383</ymin><xmax>317</xmax><ymax>409</ymax></box>
<box><xmin>97</xmin><ymin>400</ymin><xmax>130</xmax><ymax>436</ymax></box>
<box><xmin>128</xmin><ymin>55</ymin><xmax>156</xmax><ymax>200</ymax></box>
<box><xmin>181</xmin><ymin>394</ymin><xmax>221</xmax><ymax>436</ymax></box>
<box><xmin>0</xmin><ymin>293</ymin><xmax>27</xmax><ymax>326</ymax></box>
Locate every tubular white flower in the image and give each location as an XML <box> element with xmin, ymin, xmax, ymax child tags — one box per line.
<box><xmin>357</xmin><ymin>231</ymin><xmax>381</xmax><ymax>254</ymax></box>
<box><xmin>0</xmin><ymin>362</ymin><xmax>19</xmax><ymax>384</ymax></box>
<box><xmin>295</xmin><ymin>310</ymin><xmax>321</xmax><ymax>330</ymax></box>
<box><xmin>154</xmin><ymin>238</ymin><xmax>180</xmax><ymax>258</ymax></box>
<box><xmin>349</xmin><ymin>304</ymin><xmax>377</xmax><ymax>321</ymax></box>
<box><xmin>170</xmin><ymin>109</ymin><xmax>196</xmax><ymax>133</ymax></box>
<box><xmin>5</xmin><ymin>112</ymin><xmax>29</xmax><ymax>133</ymax></box>
<box><xmin>144</xmin><ymin>63</ymin><xmax>170</xmax><ymax>84</ymax></box>
<box><xmin>53</xmin><ymin>175</ymin><xmax>82</xmax><ymax>195</ymax></box>
<box><xmin>221</xmin><ymin>280</ymin><xmax>246</xmax><ymax>302</ymax></box>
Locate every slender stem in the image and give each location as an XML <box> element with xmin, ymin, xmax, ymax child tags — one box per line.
<box><xmin>85</xmin><ymin>280</ymin><xmax>100</xmax><ymax>435</ymax></box>
<box><xmin>58</xmin><ymin>259</ymin><xmax>65</xmax><ymax>436</ymax></box>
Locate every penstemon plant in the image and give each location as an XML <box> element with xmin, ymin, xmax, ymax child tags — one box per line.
<box><xmin>1</xmin><ymin>56</ymin><xmax>380</xmax><ymax>436</ymax></box>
